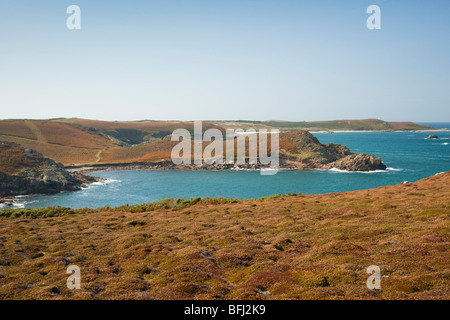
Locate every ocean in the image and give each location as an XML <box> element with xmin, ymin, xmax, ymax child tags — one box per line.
<box><xmin>4</xmin><ymin>130</ymin><xmax>450</xmax><ymax>209</ymax></box>
<box><xmin>418</xmin><ymin>122</ymin><xmax>450</xmax><ymax>129</ymax></box>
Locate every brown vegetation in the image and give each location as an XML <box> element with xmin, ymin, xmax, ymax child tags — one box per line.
<box><xmin>0</xmin><ymin>119</ymin><xmax>222</xmax><ymax>165</ymax></box>
<box><xmin>0</xmin><ymin>119</ymin><xmax>385</xmax><ymax>170</ymax></box>
<box><xmin>0</xmin><ymin>142</ymin><xmax>37</xmax><ymax>175</ymax></box>
<box><xmin>0</xmin><ymin>172</ymin><xmax>448</xmax><ymax>300</ymax></box>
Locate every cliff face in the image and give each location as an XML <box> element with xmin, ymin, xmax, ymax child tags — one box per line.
<box><xmin>0</xmin><ymin>142</ymin><xmax>96</xmax><ymax>197</ymax></box>
<box><xmin>279</xmin><ymin>131</ymin><xmax>386</xmax><ymax>171</ymax></box>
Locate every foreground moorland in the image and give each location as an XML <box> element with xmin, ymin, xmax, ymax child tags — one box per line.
<box><xmin>0</xmin><ymin>172</ymin><xmax>448</xmax><ymax>300</ymax></box>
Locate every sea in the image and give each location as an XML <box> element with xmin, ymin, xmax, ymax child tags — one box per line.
<box><xmin>3</xmin><ymin>128</ymin><xmax>450</xmax><ymax>209</ymax></box>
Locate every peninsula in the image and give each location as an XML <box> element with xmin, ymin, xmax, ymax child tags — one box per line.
<box><xmin>0</xmin><ymin>118</ymin><xmax>403</xmax><ymax>168</ymax></box>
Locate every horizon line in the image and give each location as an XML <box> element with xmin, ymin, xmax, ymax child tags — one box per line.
<box><xmin>0</xmin><ymin>117</ymin><xmax>445</xmax><ymax>123</ymax></box>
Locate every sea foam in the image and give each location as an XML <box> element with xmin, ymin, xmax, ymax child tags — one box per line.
<box><xmin>327</xmin><ymin>167</ymin><xmax>402</xmax><ymax>174</ymax></box>
<box><xmin>82</xmin><ymin>178</ymin><xmax>121</xmax><ymax>190</ymax></box>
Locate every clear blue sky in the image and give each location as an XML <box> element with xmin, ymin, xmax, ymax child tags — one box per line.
<box><xmin>0</xmin><ymin>0</ymin><xmax>449</xmax><ymax>122</ymax></box>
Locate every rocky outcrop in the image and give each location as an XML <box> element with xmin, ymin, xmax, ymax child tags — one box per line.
<box><xmin>426</xmin><ymin>135</ymin><xmax>439</xmax><ymax>139</ymax></box>
<box><xmin>0</xmin><ymin>142</ymin><xmax>98</xmax><ymax>197</ymax></box>
<box><xmin>278</xmin><ymin>131</ymin><xmax>386</xmax><ymax>171</ymax></box>
<box><xmin>325</xmin><ymin>154</ymin><xmax>386</xmax><ymax>171</ymax></box>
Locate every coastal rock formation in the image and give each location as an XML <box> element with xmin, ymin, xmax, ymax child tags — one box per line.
<box><xmin>0</xmin><ymin>142</ymin><xmax>98</xmax><ymax>197</ymax></box>
<box><xmin>326</xmin><ymin>154</ymin><xmax>386</xmax><ymax>171</ymax></box>
<box><xmin>279</xmin><ymin>131</ymin><xmax>386</xmax><ymax>171</ymax></box>
<box><xmin>426</xmin><ymin>135</ymin><xmax>439</xmax><ymax>139</ymax></box>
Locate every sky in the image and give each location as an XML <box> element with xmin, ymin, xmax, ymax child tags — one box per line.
<box><xmin>0</xmin><ymin>0</ymin><xmax>449</xmax><ymax>122</ymax></box>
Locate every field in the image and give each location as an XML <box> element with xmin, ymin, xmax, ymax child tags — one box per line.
<box><xmin>0</xmin><ymin>172</ymin><xmax>448</xmax><ymax>300</ymax></box>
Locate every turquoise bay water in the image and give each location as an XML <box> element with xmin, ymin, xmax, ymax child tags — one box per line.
<box><xmin>7</xmin><ymin>131</ymin><xmax>450</xmax><ymax>209</ymax></box>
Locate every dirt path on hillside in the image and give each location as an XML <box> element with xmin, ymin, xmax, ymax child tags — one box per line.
<box><xmin>24</xmin><ymin>120</ymin><xmax>48</xmax><ymax>143</ymax></box>
<box><xmin>95</xmin><ymin>149</ymin><xmax>106</xmax><ymax>163</ymax></box>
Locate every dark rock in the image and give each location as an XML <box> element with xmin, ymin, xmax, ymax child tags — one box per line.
<box><xmin>0</xmin><ymin>142</ymin><xmax>100</xmax><ymax>197</ymax></box>
<box><xmin>426</xmin><ymin>135</ymin><xmax>439</xmax><ymax>139</ymax></box>
<box><xmin>51</xmin><ymin>287</ymin><xmax>61</xmax><ymax>295</ymax></box>
<box><xmin>92</xmin><ymin>284</ymin><xmax>105</xmax><ymax>295</ymax></box>
<box><xmin>61</xmin><ymin>257</ymin><xmax>73</xmax><ymax>266</ymax></box>
<box><xmin>0</xmin><ymin>259</ymin><xmax>11</xmax><ymax>266</ymax></box>
<box><xmin>278</xmin><ymin>131</ymin><xmax>386</xmax><ymax>171</ymax></box>
<box><xmin>328</xmin><ymin>154</ymin><xmax>387</xmax><ymax>172</ymax></box>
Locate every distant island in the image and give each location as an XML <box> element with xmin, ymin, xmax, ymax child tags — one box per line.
<box><xmin>210</xmin><ymin>119</ymin><xmax>434</xmax><ymax>132</ymax></box>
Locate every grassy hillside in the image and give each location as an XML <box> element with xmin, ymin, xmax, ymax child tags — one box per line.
<box><xmin>0</xmin><ymin>120</ymin><xmax>116</xmax><ymax>165</ymax></box>
<box><xmin>0</xmin><ymin>172</ymin><xmax>448</xmax><ymax>300</ymax></box>
<box><xmin>55</xmin><ymin>118</ymin><xmax>222</xmax><ymax>145</ymax></box>
<box><xmin>0</xmin><ymin>118</ymin><xmax>434</xmax><ymax>166</ymax></box>
<box><xmin>0</xmin><ymin>142</ymin><xmax>38</xmax><ymax>175</ymax></box>
<box><xmin>0</xmin><ymin>119</ymin><xmax>225</xmax><ymax>165</ymax></box>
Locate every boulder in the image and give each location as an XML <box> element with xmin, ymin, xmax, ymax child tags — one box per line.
<box><xmin>426</xmin><ymin>135</ymin><xmax>439</xmax><ymax>139</ymax></box>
